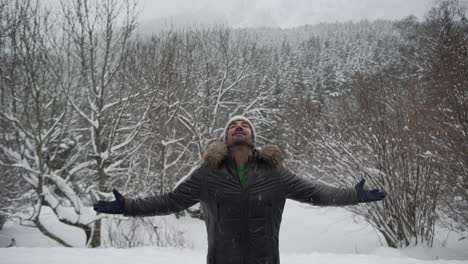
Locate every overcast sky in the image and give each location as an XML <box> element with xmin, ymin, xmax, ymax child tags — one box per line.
<box><xmin>137</xmin><ymin>0</ymin><xmax>438</xmax><ymax>28</ymax></box>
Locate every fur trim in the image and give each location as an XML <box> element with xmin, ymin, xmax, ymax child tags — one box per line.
<box><xmin>258</xmin><ymin>144</ymin><xmax>286</xmax><ymax>168</ymax></box>
<box><xmin>203</xmin><ymin>142</ymin><xmax>286</xmax><ymax>168</ymax></box>
<box><xmin>203</xmin><ymin>142</ymin><xmax>229</xmax><ymax>168</ymax></box>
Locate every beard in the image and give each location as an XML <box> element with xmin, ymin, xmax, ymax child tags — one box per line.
<box><xmin>227</xmin><ymin>137</ymin><xmax>254</xmax><ymax>148</ymax></box>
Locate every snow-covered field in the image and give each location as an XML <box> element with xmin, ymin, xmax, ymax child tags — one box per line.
<box><xmin>1</xmin><ymin>200</ymin><xmax>467</xmax><ymax>264</ymax></box>
<box><xmin>3</xmin><ymin>247</ymin><xmax>468</xmax><ymax>264</ymax></box>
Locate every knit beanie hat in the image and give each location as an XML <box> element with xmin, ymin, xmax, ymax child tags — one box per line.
<box><xmin>223</xmin><ymin>115</ymin><xmax>256</xmax><ymax>145</ymax></box>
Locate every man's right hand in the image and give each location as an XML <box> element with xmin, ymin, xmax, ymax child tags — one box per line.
<box><xmin>93</xmin><ymin>189</ymin><xmax>125</xmax><ymax>214</ymax></box>
<box><xmin>354</xmin><ymin>179</ymin><xmax>386</xmax><ymax>203</ymax></box>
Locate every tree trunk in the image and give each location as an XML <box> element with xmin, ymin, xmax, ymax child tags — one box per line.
<box><xmin>85</xmin><ymin>220</ymin><xmax>101</xmax><ymax>248</ymax></box>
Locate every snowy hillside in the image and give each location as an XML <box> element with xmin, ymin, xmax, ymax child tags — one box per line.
<box><xmin>1</xmin><ymin>200</ymin><xmax>467</xmax><ymax>263</ymax></box>
<box><xmin>137</xmin><ymin>0</ymin><xmax>434</xmax><ymax>28</ymax></box>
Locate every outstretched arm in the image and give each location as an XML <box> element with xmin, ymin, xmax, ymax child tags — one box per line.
<box><xmin>123</xmin><ymin>167</ymin><xmax>203</xmax><ymax>217</ymax></box>
<box><xmin>281</xmin><ymin>168</ymin><xmax>385</xmax><ymax>206</ymax></box>
<box><xmin>94</xmin><ymin>167</ymin><xmax>203</xmax><ymax>217</ymax></box>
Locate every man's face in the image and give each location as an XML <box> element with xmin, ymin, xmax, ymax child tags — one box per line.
<box><xmin>226</xmin><ymin>120</ymin><xmax>253</xmax><ymax>147</ymax></box>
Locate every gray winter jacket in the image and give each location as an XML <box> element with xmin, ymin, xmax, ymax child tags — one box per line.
<box><xmin>124</xmin><ymin>142</ymin><xmax>358</xmax><ymax>264</ymax></box>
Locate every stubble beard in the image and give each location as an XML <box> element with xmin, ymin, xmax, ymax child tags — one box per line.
<box><xmin>227</xmin><ymin>138</ymin><xmax>254</xmax><ymax>148</ymax></box>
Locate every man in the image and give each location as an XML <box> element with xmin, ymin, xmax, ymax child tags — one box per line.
<box><xmin>94</xmin><ymin>115</ymin><xmax>386</xmax><ymax>264</ymax></box>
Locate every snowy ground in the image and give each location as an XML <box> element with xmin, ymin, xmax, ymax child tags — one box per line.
<box><xmin>2</xmin><ymin>247</ymin><xmax>468</xmax><ymax>264</ymax></box>
<box><xmin>1</xmin><ymin>200</ymin><xmax>467</xmax><ymax>264</ymax></box>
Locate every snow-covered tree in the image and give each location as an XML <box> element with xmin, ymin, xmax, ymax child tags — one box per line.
<box><xmin>396</xmin><ymin>0</ymin><xmax>468</xmax><ymax>236</ymax></box>
<box><xmin>0</xmin><ymin>0</ymin><xmax>89</xmax><ymax>247</ymax></box>
<box><xmin>0</xmin><ymin>0</ymin><xmax>154</xmax><ymax>247</ymax></box>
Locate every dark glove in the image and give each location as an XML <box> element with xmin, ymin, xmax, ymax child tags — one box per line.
<box><xmin>93</xmin><ymin>189</ymin><xmax>125</xmax><ymax>214</ymax></box>
<box><xmin>355</xmin><ymin>179</ymin><xmax>386</xmax><ymax>203</ymax></box>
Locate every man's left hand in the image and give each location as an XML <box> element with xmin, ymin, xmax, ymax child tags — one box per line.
<box><xmin>355</xmin><ymin>179</ymin><xmax>386</xmax><ymax>203</ymax></box>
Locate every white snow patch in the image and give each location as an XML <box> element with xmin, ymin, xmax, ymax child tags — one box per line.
<box><xmin>2</xmin><ymin>200</ymin><xmax>468</xmax><ymax>263</ymax></box>
<box><xmin>1</xmin><ymin>247</ymin><xmax>467</xmax><ymax>264</ymax></box>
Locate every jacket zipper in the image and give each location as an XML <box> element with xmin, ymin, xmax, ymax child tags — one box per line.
<box><xmin>230</xmin><ymin>158</ymin><xmax>253</xmax><ymax>264</ymax></box>
<box><xmin>240</xmin><ymin>162</ymin><xmax>252</xmax><ymax>264</ymax></box>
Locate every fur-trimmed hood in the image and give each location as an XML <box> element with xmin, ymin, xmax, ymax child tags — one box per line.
<box><xmin>203</xmin><ymin>142</ymin><xmax>286</xmax><ymax>169</ymax></box>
